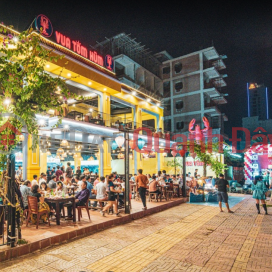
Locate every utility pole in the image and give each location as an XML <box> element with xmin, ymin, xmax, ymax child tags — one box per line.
<box><xmin>182</xmin><ymin>153</ymin><xmax>186</xmax><ymax>197</ymax></box>
<box><xmin>124</xmin><ymin>131</ymin><xmax>130</xmax><ymax>214</ymax></box>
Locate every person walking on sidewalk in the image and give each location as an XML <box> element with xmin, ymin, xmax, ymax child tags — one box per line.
<box><xmin>136</xmin><ymin>169</ymin><xmax>148</xmax><ymax>210</ymax></box>
<box><xmin>215</xmin><ymin>174</ymin><xmax>233</xmax><ymax>213</ymax></box>
<box><xmin>252</xmin><ymin>175</ymin><xmax>268</xmax><ymax>215</ymax></box>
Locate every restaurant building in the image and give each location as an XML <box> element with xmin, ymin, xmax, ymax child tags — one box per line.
<box><xmin>0</xmin><ymin>18</ymin><xmax>167</xmax><ymax>180</ymax></box>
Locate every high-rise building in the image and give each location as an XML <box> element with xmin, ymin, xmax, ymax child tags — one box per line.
<box><xmin>247</xmin><ymin>83</ymin><xmax>269</xmax><ymax>120</ymax></box>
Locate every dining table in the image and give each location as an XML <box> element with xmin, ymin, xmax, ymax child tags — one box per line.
<box><xmin>66</xmin><ymin>185</ymin><xmax>78</xmax><ymax>196</ymax></box>
<box><xmin>158</xmin><ymin>185</ymin><xmax>170</xmax><ymax>201</ymax></box>
<box><xmin>45</xmin><ymin>196</ymin><xmax>76</xmax><ymax>225</ymax></box>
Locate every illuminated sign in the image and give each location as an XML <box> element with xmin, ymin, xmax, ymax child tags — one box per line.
<box><xmin>105</xmin><ymin>55</ymin><xmax>114</xmax><ymax>71</ymax></box>
<box><xmin>35</xmin><ymin>14</ymin><xmax>53</xmax><ymax>38</ymax></box>
<box><xmin>55</xmin><ymin>31</ymin><xmax>112</xmax><ymax>70</ymax></box>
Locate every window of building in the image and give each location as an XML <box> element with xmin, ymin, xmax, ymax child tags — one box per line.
<box><xmin>176</xmin><ymin>100</ymin><xmax>183</xmax><ymax>111</ymax></box>
<box><xmin>176</xmin><ymin>121</ymin><xmax>184</xmax><ymax>130</ymax></box>
<box><xmin>175</xmin><ymin>81</ymin><xmax>183</xmax><ymax>92</ymax></box>
<box><xmin>163</xmin><ymin>81</ymin><xmax>170</xmax><ymax>97</ymax></box>
<box><xmin>164</xmin><ymin>119</ymin><xmax>172</xmax><ymax>132</ymax></box>
<box><xmin>162</xmin><ymin>66</ymin><xmax>170</xmax><ymax>75</ymax></box>
<box><xmin>174</xmin><ymin>62</ymin><xmax>182</xmax><ymax>73</ymax></box>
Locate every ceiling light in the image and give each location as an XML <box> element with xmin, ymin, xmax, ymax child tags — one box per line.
<box><xmin>147</xmin><ymin>98</ymin><xmax>151</xmax><ymax>102</ymax></box>
<box><xmin>103</xmin><ymin>88</ymin><xmax>107</xmax><ymax>91</ymax></box>
<box><xmin>88</xmin><ymin>82</ymin><xmax>92</xmax><ymax>85</ymax></box>
<box><xmin>132</xmin><ymin>91</ymin><xmax>136</xmax><ymax>95</ymax></box>
<box><xmin>67</xmin><ymin>73</ymin><xmax>71</xmax><ymax>77</ymax></box>
<box><xmin>157</xmin><ymin>103</ymin><xmax>160</xmax><ymax>106</ymax></box>
<box><xmin>46</xmin><ymin>64</ymin><xmax>50</xmax><ymax>68</ymax></box>
<box><xmin>89</xmin><ymin>109</ymin><xmax>93</xmax><ymax>112</ymax></box>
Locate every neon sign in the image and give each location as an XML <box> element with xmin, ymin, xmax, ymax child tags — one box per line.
<box><xmin>55</xmin><ymin>31</ymin><xmax>109</xmax><ymax>69</ymax></box>
<box><xmin>35</xmin><ymin>14</ymin><xmax>53</xmax><ymax>37</ymax></box>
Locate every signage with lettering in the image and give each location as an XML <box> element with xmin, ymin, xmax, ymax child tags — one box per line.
<box><xmin>55</xmin><ymin>31</ymin><xmax>112</xmax><ymax>70</ymax></box>
<box><xmin>33</xmin><ymin>15</ymin><xmax>113</xmax><ymax>71</ymax></box>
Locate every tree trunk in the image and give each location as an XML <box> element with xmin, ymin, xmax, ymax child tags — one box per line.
<box><xmin>203</xmin><ymin>163</ymin><xmax>207</xmax><ymax>177</ymax></box>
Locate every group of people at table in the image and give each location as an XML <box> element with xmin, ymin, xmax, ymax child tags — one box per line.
<box><xmin>17</xmin><ymin>164</ymin><xmax>197</xmax><ymax>226</ymax></box>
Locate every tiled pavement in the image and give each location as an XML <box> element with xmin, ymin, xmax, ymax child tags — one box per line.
<box><xmin>0</xmin><ymin>196</ymin><xmax>271</xmax><ymax>272</ymax></box>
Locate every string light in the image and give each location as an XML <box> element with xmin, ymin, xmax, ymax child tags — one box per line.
<box><xmin>3</xmin><ymin>98</ymin><xmax>11</xmax><ymax>105</ymax></box>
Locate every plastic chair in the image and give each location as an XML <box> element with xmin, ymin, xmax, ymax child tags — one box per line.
<box><xmin>26</xmin><ymin>196</ymin><xmax>50</xmax><ymax>229</ymax></box>
<box><xmin>77</xmin><ymin>202</ymin><xmax>91</xmax><ymax>221</ymax></box>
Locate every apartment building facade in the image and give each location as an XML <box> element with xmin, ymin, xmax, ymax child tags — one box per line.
<box><xmin>160</xmin><ymin>47</ymin><xmax>228</xmax><ymax>137</ymax></box>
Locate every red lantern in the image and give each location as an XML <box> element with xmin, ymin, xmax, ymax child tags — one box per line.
<box><xmin>129</xmin><ymin>140</ymin><xmax>136</xmax><ymax>149</ymax></box>
<box><xmin>179</xmin><ymin>149</ymin><xmax>185</xmax><ymax>157</ymax></box>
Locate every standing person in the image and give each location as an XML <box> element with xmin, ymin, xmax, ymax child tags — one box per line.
<box><xmin>194</xmin><ymin>169</ymin><xmax>198</xmax><ymax>179</ymax></box>
<box><xmin>52</xmin><ymin>167</ymin><xmax>56</xmax><ymax>175</ymax></box>
<box><xmin>65</xmin><ymin>162</ymin><xmax>73</xmax><ymax>184</ymax></box>
<box><xmin>61</xmin><ymin>166</ymin><xmax>66</xmax><ymax>179</ymax></box>
<box><xmin>95</xmin><ymin>176</ymin><xmax>107</xmax><ymax>207</ymax></box>
<box><xmin>55</xmin><ymin>166</ymin><xmax>63</xmax><ymax>181</ymax></box>
<box><xmin>215</xmin><ymin>174</ymin><xmax>233</xmax><ymax>213</ymax></box>
<box><xmin>46</xmin><ymin>166</ymin><xmax>52</xmax><ymax>183</ymax></box>
<box><xmin>100</xmin><ymin>174</ymin><xmax>121</xmax><ymax>217</ymax></box>
<box><xmin>135</xmin><ymin>169</ymin><xmax>148</xmax><ymax>210</ymax></box>
<box><xmin>252</xmin><ymin>176</ymin><xmax>268</xmax><ymax>214</ymax></box>
<box><xmin>20</xmin><ymin>180</ymin><xmax>31</xmax><ymax>209</ymax></box>
<box><xmin>16</xmin><ymin>166</ymin><xmax>23</xmax><ymax>181</ymax></box>
<box><xmin>76</xmin><ymin>166</ymin><xmax>82</xmax><ymax>180</ymax></box>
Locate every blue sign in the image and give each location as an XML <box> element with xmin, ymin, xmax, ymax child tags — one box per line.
<box><xmin>105</xmin><ymin>55</ymin><xmax>114</xmax><ymax>71</ymax></box>
<box><xmin>35</xmin><ymin>14</ymin><xmax>53</xmax><ymax>38</ymax></box>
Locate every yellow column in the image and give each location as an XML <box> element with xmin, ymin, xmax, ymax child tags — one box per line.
<box><xmin>102</xmin><ymin>140</ymin><xmax>112</xmax><ymax>176</ymax></box>
<box><xmin>27</xmin><ymin>135</ymin><xmax>40</xmax><ymax>180</ymax></box>
<box><xmin>102</xmin><ymin>92</ymin><xmax>111</xmax><ymax>127</ymax></box>
<box><xmin>74</xmin><ymin>153</ymin><xmax>81</xmax><ymax>170</ymax></box>
<box><xmin>40</xmin><ymin>152</ymin><xmax>47</xmax><ymax>174</ymax></box>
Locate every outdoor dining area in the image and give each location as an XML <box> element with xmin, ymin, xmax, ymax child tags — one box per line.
<box><xmin>16</xmin><ymin>170</ymin><xmax>187</xmax><ymax>231</ymax></box>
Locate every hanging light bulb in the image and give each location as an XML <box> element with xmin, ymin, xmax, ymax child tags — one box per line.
<box><xmin>62</xmin><ymin>152</ymin><xmax>67</xmax><ymax>158</ymax></box>
<box><xmin>60</xmin><ymin>139</ymin><xmax>69</xmax><ymax>146</ymax></box>
<box><xmin>57</xmin><ymin>148</ymin><xmax>64</xmax><ymax>154</ymax></box>
<box><xmin>46</xmin><ymin>150</ymin><xmax>51</xmax><ymax>156</ymax></box>
<box><xmin>115</xmin><ymin>136</ymin><xmax>124</xmax><ymax>147</ymax></box>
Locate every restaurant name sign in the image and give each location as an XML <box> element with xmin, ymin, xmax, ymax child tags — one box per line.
<box><xmin>35</xmin><ymin>15</ymin><xmax>114</xmax><ymax>71</ymax></box>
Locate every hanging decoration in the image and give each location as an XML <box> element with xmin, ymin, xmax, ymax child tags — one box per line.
<box><xmin>129</xmin><ymin>139</ymin><xmax>136</xmax><ymax>149</ymax></box>
<box><xmin>57</xmin><ymin>148</ymin><xmax>64</xmax><ymax>155</ymax></box>
<box><xmin>191</xmin><ymin>152</ymin><xmax>197</xmax><ymax>159</ymax></box>
<box><xmin>171</xmin><ymin>150</ymin><xmax>177</xmax><ymax>157</ymax></box>
<box><xmin>111</xmin><ymin>141</ymin><xmax>118</xmax><ymax>150</ymax></box>
<box><xmin>46</xmin><ymin>150</ymin><xmax>51</xmax><ymax>156</ymax></box>
<box><xmin>138</xmin><ymin>138</ymin><xmax>145</xmax><ymax>150</ymax></box>
<box><xmin>179</xmin><ymin>149</ymin><xmax>186</xmax><ymax>157</ymax></box>
<box><xmin>60</xmin><ymin>139</ymin><xmax>69</xmax><ymax>146</ymax></box>
<box><xmin>115</xmin><ymin>136</ymin><xmax>124</xmax><ymax>147</ymax></box>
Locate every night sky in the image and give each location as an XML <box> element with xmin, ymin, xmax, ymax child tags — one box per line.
<box><xmin>1</xmin><ymin>1</ymin><xmax>272</xmax><ymax>136</ymax></box>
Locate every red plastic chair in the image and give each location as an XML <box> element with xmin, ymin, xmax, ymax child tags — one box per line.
<box><xmin>26</xmin><ymin>196</ymin><xmax>50</xmax><ymax>229</ymax></box>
